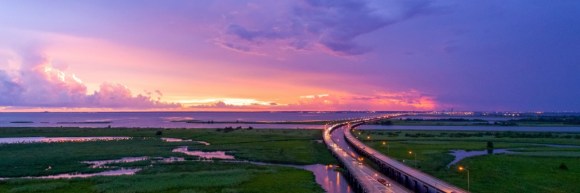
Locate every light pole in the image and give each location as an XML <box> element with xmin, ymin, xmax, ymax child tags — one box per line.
<box><xmin>382</xmin><ymin>141</ymin><xmax>389</xmax><ymax>155</ymax></box>
<box><xmin>408</xmin><ymin>151</ymin><xmax>417</xmax><ymax>168</ymax></box>
<box><xmin>458</xmin><ymin>166</ymin><xmax>470</xmax><ymax>192</ymax></box>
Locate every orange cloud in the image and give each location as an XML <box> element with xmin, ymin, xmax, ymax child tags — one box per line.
<box><xmin>184</xmin><ymin>91</ymin><xmax>436</xmax><ymax>111</ymax></box>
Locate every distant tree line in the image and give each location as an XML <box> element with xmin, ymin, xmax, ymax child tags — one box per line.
<box><xmin>216</xmin><ymin>126</ymin><xmax>254</xmax><ymax>133</ymax></box>
<box><xmin>501</xmin><ymin>116</ymin><xmax>580</xmax><ymax>125</ymax></box>
<box><xmin>390</xmin><ymin>131</ymin><xmax>580</xmax><ymax>139</ymax></box>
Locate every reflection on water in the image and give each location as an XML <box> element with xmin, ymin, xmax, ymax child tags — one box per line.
<box><xmin>226</xmin><ymin>161</ymin><xmax>351</xmax><ymax>193</ymax></box>
<box><xmin>29</xmin><ymin>168</ymin><xmax>141</xmax><ymax>179</ymax></box>
<box><xmin>447</xmin><ymin>149</ymin><xmax>513</xmax><ymax>167</ymax></box>
<box><xmin>0</xmin><ymin>168</ymin><xmax>142</xmax><ymax>180</ymax></box>
<box><xmin>155</xmin><ymin>157</ymin><xmax>185</xmax><ymax>163</ymax></box>
<box><xmin>0</xmin><ymin>137</ymin><xmax>130</xmax><ymax>144</ymax></box>
<box><xmin>83</xmin><ymin>157</ymin><xmax>149</xmax><ymax>168</ymax></box>
<box><xmin>172</xmin><ymin>146</ymin><xmax>235</xmax><ymax>159</ymax></box>
<box><xmin>0</xmin><ymin>111</ymin><xmax>380</xmax><ymax>128</ymax></box>
<box><xmin>161</xmin><ymin>137</ymin><xmax>192</xmax><ymax>142</ymax></box>
<box><xmin>161</xmin><ymin>138</ymin><xmax>211</xmax><ymax>145</ymax></box>
<box><xmin>303</xmin><ymin>164</ymin><xmax>351</xmax><ymax>193</ymax></box>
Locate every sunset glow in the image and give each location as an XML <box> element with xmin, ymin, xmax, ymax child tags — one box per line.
<box><xmin>1</xmin><ymin>1</ymin><xmax>579</xmax><ymax>112</ymax></box>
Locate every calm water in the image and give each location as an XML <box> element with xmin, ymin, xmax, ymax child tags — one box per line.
<box><xmin>446</xmin><ymin>149</ymin><xmax>513</xmax><ymax>168</ymax></box>
<box><xmin>0</xmin><ymin>137</ymin><xmax>130</xmax><ymax>144</ymax></box>
<box><xmin>0</xmin><ymin>112</ymin><xmax>382</xmax><ymax>129</ymax></box>
<box><xmin>172</xmin><ymin>146</ymin><xmax>235</xmax><ymax>159</ymax></box>
<box><xmin>359</xmin><ymin>125</ymin><xmax>580</xmax><ymax>132</ymax></box>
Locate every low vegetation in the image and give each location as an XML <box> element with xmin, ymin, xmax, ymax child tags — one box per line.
<box><xmin>0</xmin><ymin>128</ymin><xmax>334</xmax><ymax>193</ymax></box>
<box><xmin>0</xmin><ymin>162</ymin><xmax>324</xmax><ymax>193</ymax></box>
<box><xmin>356</xmin><ymin>129</ymin><xmax>580</xmax><ymax>193</ymax></box>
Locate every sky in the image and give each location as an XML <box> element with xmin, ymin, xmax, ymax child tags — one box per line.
<box><xmin>0</xmin><ymin>0</ymin><xmax>579</xmax><ymax>112</ymax></box>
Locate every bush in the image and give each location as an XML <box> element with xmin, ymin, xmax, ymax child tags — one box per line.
<box><xmin>559</xmin><ymin>163</ymin><xmax>568</xmax><ymax>170</ymax></box>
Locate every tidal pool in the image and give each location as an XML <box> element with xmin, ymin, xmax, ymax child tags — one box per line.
<box><xmin>155</xmin><ymin>157</ymin><xmax>186</xmax><ymax>163</ymax></box>
<box><xmin>83</xmin><ymin>157</ymin><xmax>149</xmax><ymax>168</ymax></box>
<box><xmin>0</xmin><ymin>168</ymin><xmax>141</xmax><ymax>180</ymax></box>
<box><xmin>0</xmin><ymin>137</ymin><xmax>130</xmax><ymax>144</ymax></box>
<box><xmin>172</xmin><ymin>146</ymin><xmax>235</xmax><ymax>159</ymax></box>
<box><xmin>161</xmin><ymin>138</ymin><xmax>211</xmax><ymax>145</ymax></box>
<box><xmin>447</xmin><ymin>149</ymin><xmax>513</xmax><ymax>167</ymax></box>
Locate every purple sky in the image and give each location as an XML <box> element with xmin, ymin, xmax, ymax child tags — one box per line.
<box><xmin>0</xmin><ymin>0</ymin><xmax>579</xmax><ymax>111</ymax></box>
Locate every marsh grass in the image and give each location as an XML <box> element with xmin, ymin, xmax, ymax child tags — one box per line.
<box><xmin>0</xmin><ymin>128</ymin><xmax>335</xmax><ymax>177</ymax></box>
<box><xmin>360</xmin><ymin>130</ymin><xmax>580</xmax><ymax>193</ymax></box>
<box><xmin>0</xmin><ymin>128</ymin><xmax>331</xmax><ymax>192</ymax></box>
<box><xmin>0</xmin><ymin>162</ymin><xmax>324</xmax><ymax>193</ymax></box>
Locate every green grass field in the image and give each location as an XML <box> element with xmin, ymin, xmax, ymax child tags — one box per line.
<box><xmin>0</xmin><ymin>128</ymin><xmax>333</xmax><ymax>193</ymax></box>
<box><xmin>356</xmin><ymin>129</ymin><xmax>580</xmax><ymax>193</ymax></box>
<box><xmin>0</xmin><ymin>162</ymin><xmax>324</xmax><ymax>193</ymax></box>
<box><xmin>0</xmin><ymin>128</ymin><xmax>336</xmax><ymax>172</ymax></box>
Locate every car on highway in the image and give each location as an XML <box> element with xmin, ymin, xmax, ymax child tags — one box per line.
<box><xmin>377</xmin><ymin>178</ymin><xmax>391</xmax><ymax>187</ymax></box>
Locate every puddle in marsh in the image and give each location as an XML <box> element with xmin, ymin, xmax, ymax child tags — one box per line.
<box><xmin>84</xmin><ymin>156</ymin><xmax>187</xmax><ymax>168</ymax></box>
<box><xmin>30</xmin><ymin>168</ymin><xmax>141</xmax><ymax>179</ymax></box>
<box><xmin>447</xmin><ymin>149</ymin><xmax>513</xmax><ymax>167</ymax></box>
<box><xmin>161</xmin><ymin>138</ymin><xmax>211</xmax><ymax>145</ymax></box>
<box><xmin>172</xmin><ymin>146</ymin><xmax>235</xmax><ymax>159</ymax></box>
<box><xmin>0</xmin><ymin>168</ymin><xmax>141</xmax><ymax>180</ymax></box>
<box><xmin>0</xmin><ymin>137</ymin><xmax>130</xmax><ymax>144</ymax></box>
<box><xmin>447</xmin><ymin>143</ymin><xmax>580</xmax><ymax>168</ymax></box>
<box><xmin>83</xmin><ymin>157</ymin><xmax>149</xmax><ymax>168</ymax></box>
<box><xmin>156</xmin><ymin>157</ymin><xmax>186</xmax><ymax>163</ymax></box>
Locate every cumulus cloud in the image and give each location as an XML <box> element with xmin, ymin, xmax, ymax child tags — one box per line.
<box><xmin>0</xmin><ymin>49</ymin><xmax>180</xmax><ymax>109</ymax></box>
<box><xmin>221</xmin><ymin>0</ymin><xmax>431</xmax><ymax>56</ymax></box>
<box><xmin>0</xmin><ymin>70</ymin><xmax>22</xmax><ymax>105</ymax></box>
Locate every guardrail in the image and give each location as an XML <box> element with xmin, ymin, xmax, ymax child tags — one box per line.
<box><xmin>343</xmin><ymin>117</ymin><xmax>467</xmax><ymax>193</ymax></box>
<box><xmin>323</xmin><ymin>122</ymin><xmax>375</xmax><ymax>193</ymax></box>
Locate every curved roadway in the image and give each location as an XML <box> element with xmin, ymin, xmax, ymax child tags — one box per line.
<box><xmin>324</xmin><ymin>120</ymin><xmax>411</xmax><ymax>193</ymax></box>
<box><xmin>324</xmin><ymin>115</ymin><xmax>466</xmax><ymax>193</ymax></box>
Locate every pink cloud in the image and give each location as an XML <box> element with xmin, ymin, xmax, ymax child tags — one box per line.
<box><xmin>0</xmin><ymin>48</ymin><xmax>180</xmax><ymax>109</ymax></box>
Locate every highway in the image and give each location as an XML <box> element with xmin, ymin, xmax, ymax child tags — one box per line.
<box><xmin>324</xmin><ymin>115</ymin><xmax>467</xmax><ymax>193</ymax></box>
<box><xmin>324</xmin><ymin>120</ymin><xmax>411</xmax><ymax>193</ymax></box>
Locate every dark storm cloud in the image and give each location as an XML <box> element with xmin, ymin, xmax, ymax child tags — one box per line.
<box><xmin>225</xmin><ymin>0</ymin><xmax>431</xmax><ymax>55</ymax></box>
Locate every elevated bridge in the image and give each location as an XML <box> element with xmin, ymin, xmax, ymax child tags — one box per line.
<box><xmin>323</xmin><ymin>114</ymin><xmax>466</xmax><ymax>193</ymax></box>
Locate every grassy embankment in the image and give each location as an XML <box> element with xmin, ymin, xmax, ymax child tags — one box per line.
<box><xmin>355</xmin><ymin>129</ymin><xmax>580</xmax><ymax>193</ymax></box>
<box><xmin>0</xmin><ymin>128</ymin><xmax>335</xmax><ymax>193</ymax></box>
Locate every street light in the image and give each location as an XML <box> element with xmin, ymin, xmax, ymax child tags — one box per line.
<box><xmin>408</xmin><ymin>151</ymin><xmax>417</xmax><ymax>168</ymax></box>
<box><xmin>458</xmin><ymin>166</ymin><xmax>470</xmax><ymax>192</ymax></box>
<box><xmin>382</xmin><ymin>141</ymin><xmax>389</xmax><ymax>154</ymax></box>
